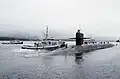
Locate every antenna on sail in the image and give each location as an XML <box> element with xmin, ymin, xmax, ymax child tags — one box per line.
<box><xmin>79</xmin><ymin>24</ymin><xmax>82</xmax><ymax>31</ymax></box>
<box><xmin>45</xmin><ymin>25</ymin><xmax>48</xmax><ymax>40</ymax></box>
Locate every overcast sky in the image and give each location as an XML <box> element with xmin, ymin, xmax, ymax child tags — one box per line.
<box><xmin>0</xmin><ymin>0</ymin><xmax>120</xmax><ymax>39</ymax></box>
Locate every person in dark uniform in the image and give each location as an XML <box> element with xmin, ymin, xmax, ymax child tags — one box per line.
<box><xmin>65</xmin><ymin>44</ymin><xmax>68</xmax><ymax>48</ymax></box>
<box><xmin>60</xmin><ymin>42</ymin><xmax>66</xmax><ymax>48</ymax></box>
<box><xmin>34</xmin><ymin>42</ymin><xmax>37</xmax><ymax>46</ymax></box>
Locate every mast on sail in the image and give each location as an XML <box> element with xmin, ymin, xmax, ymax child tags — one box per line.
<box><xmin>79</xmin><ymin>24</ymin><xmax>82</xmax><ymax>31</ymax></box>
<box><xmin>45</xmin><ymin>25</ymin><xmax>48</xmax><ymax>40</ymax></box>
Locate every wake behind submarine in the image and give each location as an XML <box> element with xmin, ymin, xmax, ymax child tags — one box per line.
<box><xmin>46</xmin><ymin>29</ymin><xmax>114</xmax><ymax>56</ymax></box>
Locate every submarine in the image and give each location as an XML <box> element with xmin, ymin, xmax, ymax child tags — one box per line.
<box><xmin>44</xmin><ymin>29</ymin><xmax>114</xmax><ymax>56</ymax></box>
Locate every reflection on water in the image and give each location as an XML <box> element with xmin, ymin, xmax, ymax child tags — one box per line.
<box><xmin>75</xmin><ymin>56</ymin><xmax>84</xmax><ymax>65</ymax></box>
<box><xmin>0</xmin><ymin>41</ymin><xmax>120</xmax><ymax>79</ymax></box>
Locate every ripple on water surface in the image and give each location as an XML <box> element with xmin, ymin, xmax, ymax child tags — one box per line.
<box><xmin>0</xmin><ymin>42</ymin><xmax>120</xmax><ymax>79</ymax></box>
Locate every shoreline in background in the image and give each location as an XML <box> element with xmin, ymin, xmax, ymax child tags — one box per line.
<box><xmin>0</xmin><ymin>37</ymin><xmax>75</xmax><ymax>41</ymax></box>
<box><xmin>0</xmin><ymin>36</ymin><xmax>117</xmax><ymax>42</ymax></box>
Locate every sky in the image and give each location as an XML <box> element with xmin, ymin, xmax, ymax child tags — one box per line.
<box><xmin>0</xmin><ymin>0</ymin><xmax>120</xmax><ymax>39</ymax></box>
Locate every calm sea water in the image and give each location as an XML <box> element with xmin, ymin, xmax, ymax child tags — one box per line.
<box><xmin>0</xmin><ymin>41</ymin><xmax>120</xmax><ymax>79</ymax></box>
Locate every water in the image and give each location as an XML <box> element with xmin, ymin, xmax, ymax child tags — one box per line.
<box><xmin>0</xmin><ymin>41</ymin><xmax>120</xmax><ymax>79</ymax></box>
